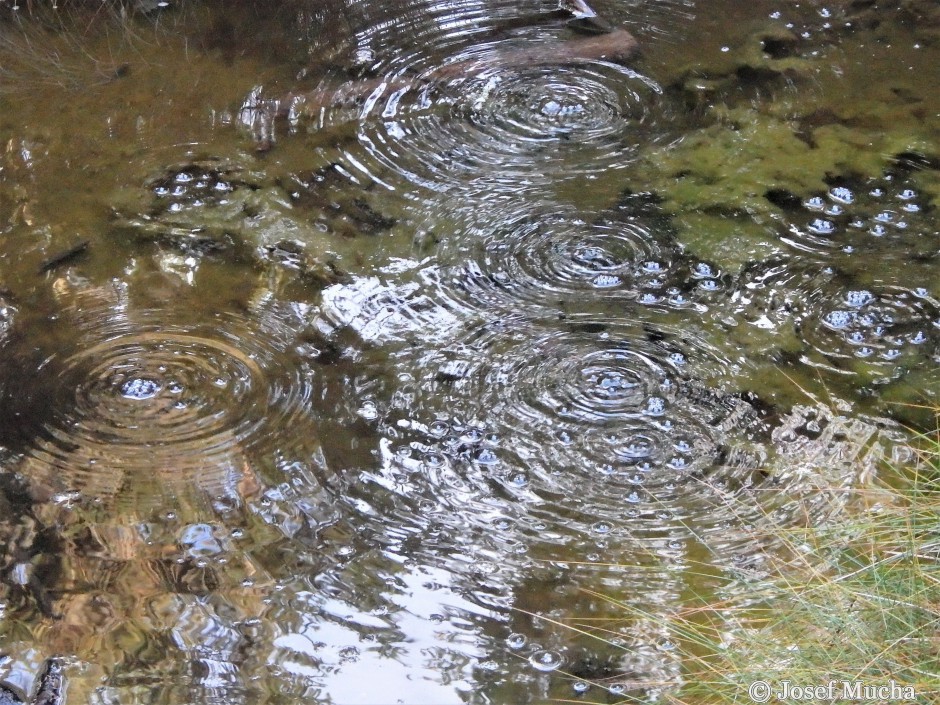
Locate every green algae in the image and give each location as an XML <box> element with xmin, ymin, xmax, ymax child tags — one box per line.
<box><xmin>603</xmin><ymin>5</ymin><xmax>940</xmax><ymax>408</ymax></box>
<box><xmin>627</xmin><ymin>106</ymin><xmax>935</xmax><ymax>224</ymax></box>
<box><xmin>625</xmin><ymin>17</ymin><xmax>939</xmax><ymax>273</ymax></box>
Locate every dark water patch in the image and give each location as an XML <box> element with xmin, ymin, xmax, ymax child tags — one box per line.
<box><xmin>892</xmin><ymin>150</ymin><xmax>940</xmax><ymax>172</ymax></box>
<box><xmin>37</xmin><ymin>240</ymin><xmax>90</xmax><ymax>275</ymax></box>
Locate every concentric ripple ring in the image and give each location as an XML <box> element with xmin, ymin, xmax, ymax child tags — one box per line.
<box><xmin>0</xmin><ymin>304</ymin><xmax>328</xmax><ymax>510</ymax></box>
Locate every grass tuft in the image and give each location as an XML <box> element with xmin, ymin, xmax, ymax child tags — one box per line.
<box><xmin>552</xmin><ymin>412</ymin><xmax>940</xmax><ymax>704</ymax></box>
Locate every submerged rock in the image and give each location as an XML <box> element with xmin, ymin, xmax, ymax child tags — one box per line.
<box><xmin>277</xmin><ymin>162</ymin><xmax>397</xmax><ymax>238</ymax></box>
<box><xmin>670</xmin><ymin>21</ymin><xmax>815</xmax><ymax>110</ymax></box>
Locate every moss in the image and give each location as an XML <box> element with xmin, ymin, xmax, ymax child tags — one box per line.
<box><xmin>630</xmin><ymin>0</ymin><xmax>940</xmax><ymax>271</ymax></box>
<box><xmin>655</xmin><ymin>119</ymin><xmax>799</xmax><ymax>207</ymax></box>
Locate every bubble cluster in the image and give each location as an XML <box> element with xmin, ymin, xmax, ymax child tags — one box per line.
<box><xmin>777</xmin><ymin>178</ymin><xmax>937</xmax><ymax>264</ymax></box>
<box><xmin>111</xmin><ymin>160</ymin><xmax>263</xmax><ymax>256</ymax></box>
<box><xmin>807</xmin><ymin>287</ymin><xmax>939</xmax><ymax>367</ymax></box>
<box><xmin>727</xmin><ymin>258</ymin><xmax>938</xmax><ymax>376</ymax></box>
<box><xmin>148</xmin><ymin>163</ymin><xmax>245</xmax><ymax>214</ymax></box>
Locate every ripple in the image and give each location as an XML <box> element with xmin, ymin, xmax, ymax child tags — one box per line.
<box><xmin>0</xmin><ymin>283</ymin><xmax>341</xmax><ymax>513</ymax></box>
<box><xmin>359</xmin><ymin>318</ymin><xmax>879</xmax><ymax>607</ymax></box>
<box><xmin>484</xmin><ymin>334</ymin><xmax>676</xmax><ymax>427</ymax></box>
<box><xmin>428</xmin><ymin>204</ymin><xmax>730</xmax><ymax>319</ymax></box>
<box><xmin>469</xmin><ymin>68</ymin><xmax>624</xmax><ymax>141</ymax></box>
<box><xmin>358</xmin><ymin>61</ymin><xmax>657</xmax><ymax>197</ymax></box>
<box><xmin>727</xmin><ymin>258</ymin><xmax>939</xmax><ymax>378</ymax></box>
<box><xmin>435</xmin><ymin>208</ymin><xmax>670</xmax><ymax>313</ymax></box>
<box><xmin>268</xmin><ymin>0</ymin><xmax>661</xmax><ymax>199</ymax></box>
<box><xmin>55</xmin><ymin>332</ymin><xmax>271</xmax><ymax>454</ymax></box>
<box><xmin>365</xmin><ymin>321</ymin><xmax>818</xmax><ymax>559</ymax></box>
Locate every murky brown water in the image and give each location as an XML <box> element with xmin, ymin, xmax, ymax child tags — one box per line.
<box><xmin>0</xmin><ymin>1</ymin><xmax>936</xmax><ymax>703</ymax></box>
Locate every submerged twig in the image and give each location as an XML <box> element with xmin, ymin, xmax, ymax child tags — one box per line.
<box><xmin>38</xmin><ymin>240</ymin><xmax>89</xmax><ymax>274</ymax></box>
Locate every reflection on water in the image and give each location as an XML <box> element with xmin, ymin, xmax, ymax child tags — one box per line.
<box><xmin>0</xmin><ymin>0</ymin><xmax>935</xmax><ymax>703</ymax></box>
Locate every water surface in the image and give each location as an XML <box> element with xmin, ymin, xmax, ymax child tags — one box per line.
<box><xmin>0</xmin><ymin>1</ymin><xmax>936</xmax><ymax>703</ymax></box>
